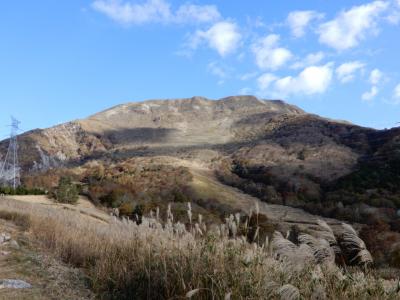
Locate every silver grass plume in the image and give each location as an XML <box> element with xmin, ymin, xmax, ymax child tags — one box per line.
<box><xmin>253</xmin><ymin>227</ymin><xmax>259</xmax><ymax>242</ymax></box>
<box><xmin>277</xmin><ymin>284</ymin><xmax>300</xmax><ymax>300</ymax></box>
<box><xmin>187</xmin><ymin>202</ymin><xmax>192</xmax><ymax>224</ymax></box>
<box><xmin>298</xmin><ymin>234</ymin><xmax>335</xmax><ymax>265</ymax></box>
<box><xmin>339</xmin><ymin>223</ymin><xmax>373</xmax><ymax>266</ymax></box>
<box><xmin>235</xmin><ymin>212</ymin><xmax>241</xmax><ymax>226</ymax></box>
<box><xmin>167</xmin><ymin>203</ymin><xmax>174</xmax><ymax>223</ymax></box>
<box><xmin>185</xmin><ymin>289</ymin><xmax>200</xmax><ymax>298</ymax></box>
<box><xmin>195</xmin><ymin>223</ymin><xmax>203</xmax><ymax>236</ymax></box>
<box><xmin>317</xmin><ymin>219</ymin><xmax>341</xmax><ymax>255</ymax></box>
<box><xmin>272</xmin><ymin>231</ymin><xmax>314</xmax><ymax>270</ymax></box>
<box><xmin>271</xmin><ymin>231</ymin><xmax>298</xmax><ymax>259</ymax></box>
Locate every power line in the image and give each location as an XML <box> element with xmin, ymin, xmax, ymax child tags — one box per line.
<box><xmin>0</xmin><ymin>117</ymin><xmax>21</xmax><ymax>189</ymax></box>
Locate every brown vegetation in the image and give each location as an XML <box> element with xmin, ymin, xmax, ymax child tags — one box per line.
<box><xmin>0</xmin><ymin>198</ymin><xmax>397</xmax><ymax>299</ymax></box>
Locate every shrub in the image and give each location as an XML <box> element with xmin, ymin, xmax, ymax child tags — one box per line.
<box><xmin>100</xmin><ymin>189</ymin><xmax>132</xmax><ymax>208</ymax></box>
<box><xmin>389</xmin><ymin>245</ymin><xmax>400</xmax><ymax>268</ymax></box>
<box><xmin>119</xmin><ymin>202</ymin><xmax>135</xmax><ymax>217</ymax></box>
<box><xmin>53</xmin><ymin>176</ymin><xmax>79</xmax><ymax>204</ymax></box>
<box><xmin>0</xmin><ymin>185</ymin><xmax>46</xmax><ymax>195</ymax></box>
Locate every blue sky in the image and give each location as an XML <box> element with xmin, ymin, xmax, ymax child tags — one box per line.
<box><xmin>0</xmin><ymin>0</ymin><xmax>400</xmax><ymax>137</ymax></box>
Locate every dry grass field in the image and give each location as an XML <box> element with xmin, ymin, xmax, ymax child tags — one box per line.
<box><xmin>0</xmin><ymin>196</ymin><xmax>398</xmax><ymax>299</ymax></box>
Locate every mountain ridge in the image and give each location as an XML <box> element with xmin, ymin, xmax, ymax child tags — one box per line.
<box><xmin>0</xmin><ymin>95</ymin><xmax>383</xmax><ymax>177</ymax></box>
<box><xmin>2</xmin><ymin>96</ymin><xmax>386</xmax><ymax>215</ymax></box>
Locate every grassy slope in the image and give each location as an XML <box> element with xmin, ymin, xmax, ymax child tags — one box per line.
<box><xmin>0</xmin><ymin>197</ymin><xmax>397</xmax><ymax>299</ymax></box>
<box><xmin>0</xmin><ymin>212</ymin><xmax>93</xmax><ymax>299</ymax></box>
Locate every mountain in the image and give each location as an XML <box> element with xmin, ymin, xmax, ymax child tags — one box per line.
<box><xmin>1</xmin><ymin>96</ymin><xmax>396</xmax><ymax>208</ymax></box>
<box><xmin>5</xmin><ymin>96</ymin><xmax>303</xmax><ymax>169</ymax></box>
<box><xmin>2</xmin><ymin>95</ymin><xmax>400</xmax><ymax>266</ymax></box>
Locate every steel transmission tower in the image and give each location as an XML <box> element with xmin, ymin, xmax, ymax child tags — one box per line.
<box><xmin>0</xmin><ymin>117</ymin><xmax>21</xmax><ymax>189</ymax></box>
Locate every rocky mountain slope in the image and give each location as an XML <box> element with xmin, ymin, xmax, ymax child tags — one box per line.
<box><xmin>2</xmin><ymin>95</ymin><xmax>400</xmax><ymax>266</ymax></box>
<box><xmin>0</xmin><ymin>96</ymin><xmax>360</xmax><ymax>170</ymax></box>
<box><xmin>1</xmin><ymin>96</ymin><xmax>396</xmax><ymax>209</ymax></box>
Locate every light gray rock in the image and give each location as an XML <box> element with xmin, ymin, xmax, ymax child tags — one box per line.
<box><xmin>0</xmin><ymin>233</ymin><xmax>11</xmax><ymax>244</ymax></box>
<box><xmin>0</xmin><ymin>279</ymin><xmax>32</xmax><ymax>289</ymax></box>
<box><xmin>10</xmin><ymin>240</ymin><xmax>20</xmax><ymax>249</ymax></box>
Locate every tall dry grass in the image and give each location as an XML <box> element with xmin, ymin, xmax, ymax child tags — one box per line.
<box><xmin>0</xmin><ymin>198</ymin><xmax>397</xmax><ymax>299</ymax></box>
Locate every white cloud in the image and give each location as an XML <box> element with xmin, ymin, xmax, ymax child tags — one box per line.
<box><xmin>336</xmin><ymin>61</ymin><xmax>365</xmax><ymax>83</ymax></box>
<box><xmin>387</xmin><ymin>11</ymin><xmax>400</xmax><ymax>24</ymax></box>
<box><xmin>175</xmin><ymin>4</ymin><xmax>221</xmax><ymax>23</ymax></box>
<box><xmin>238</xmin><ymin>87</ymin><xmax>252</xmax><ymax>95</ymax></box>
<box><xmin>387</xmin><ymin>0</ymin><xmax>400</xmax><ymax>24</ymax></box>
<box><xmin>291</xmin><ymin>51</ymin><xmax>325</xmax><ymax>69</ymax></box>
<box><xmin>361</xmin><ymin>69</ymin><xmax>383</xmax><ymax>102</ymax></box>
<box><xmin>251</xmin><ymin>34</ymin><xmax>293</xmax><ymax>70</ymax></box>
<box><xmin>369</xmin><ymin>68</ymin><xmax>383</xmax><ymax>85</ymax></box>
<box><xmin>274</xmin><ymin>64</ymin><xmax>333</xmax><ymax>96</ymax></box>
<box><xmin>92</xmin><ymin>0</ymin><xmax>172</xmax><ymax>25</ymax></box>
<box><xmin>393</xmin><ymin>83</ymin><xmax>400</xmax><ymax>100</ymax></box>
<box><xmin>287</xmin><ymin>10</ymin><xmax>323</xmax><ymax>38</ymax></box>
<box><xmin>240</xmin><ymin>72</ymin><xmax>258</xmax><ymax>81</ymax></box>
<box><xmin>92</xmin><ymin>0</ymin><xmax>221</xmax><ymax>25</ymax></box>
<box><xmin>191</xmin><ymin>21</ymin><xmax>242</xmax><ymax>57</ymax></box>
<box><xmin>362</xmin><ymin>86</ymin><xmax>378</xmax><ymax>101</ymax></box>
<box><xmin>257</xmin><ymin>64</ymin><xmax>334</xmax><ymax>97</ymax></box>
<box><xmin>257</xmin><ymin>73</ymin><xmax>278</xmax><ymax>90</ymax></box>
<box><xmin>317</xmin><ymin>1</ymin><xmax>388</xmax><ymax>50</ymax></box>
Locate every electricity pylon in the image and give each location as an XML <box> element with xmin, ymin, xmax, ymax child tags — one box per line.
<box><xmin>0</xmin><ymin>117</ymin><xmax>21</xmax><ymax>189</ymax></box>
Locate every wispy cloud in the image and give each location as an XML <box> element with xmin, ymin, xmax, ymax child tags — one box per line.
<box><xmin>361</xmin><ymin>68</ymin><xmax>384</xmax><ymax>101</ymax></box>
<box><xmin>362</xmin><ymin>86</ymin><xmax>378</xmax><ymax>101</ymax></box>
<box><xmin>291</xmin><ymin>51</ymin><xmax>325</xmax><ymax>69</ymax></box>
<box><xmin>386</xmin><ymin>0</ymin><xmax>400</xmax><ymax>24</ymax></box>
<box><xmin>317</xmin><ymin>1</ymin><xmax>388</xmax><ymax>50</ymax></box>
<box><xmin>175</xmin><ymin>4</ymin><xmax>221</xmax><ymax>24</ymax></box>
<box><xmin>257</xmin><ymin>73</ymin><xmax>278</xmax><ymax>91</ymax></box>
<box><xmin>239</xmin><ymin>72</ymin><xmax>258</xmax><ymax>81</ymax></box>
<box><xmin>393</xmin><ymin>83</ymin><xmax>400</xmax><ymax>103</ymax></box>
<box><xmin>92</xmin><ymin>0</ymin><xmax>221</xmax><ymax>25</ymax></box>
<box><xmin>238</xmin><ymin>87</ymin><xmax>252</xmax><ymax>95</ymax></box>
<box><xmin>207</xmin><ymin>61</ymin><xmax>230</xmax><ymax>84</ymax></box>
<box><xmin>369</xmin><ymin>68</ymin><xmax>383</xmax><ymax>85</ymax></box>
<box><xmin>286</xmin><ymin>10</ymin><xmax>324</xmax><ymax>38</ymax></box>
<box><xmin>336</xmin><ymin>61</ymin><xmax>365</xmax><ymax>83</ymax></box>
